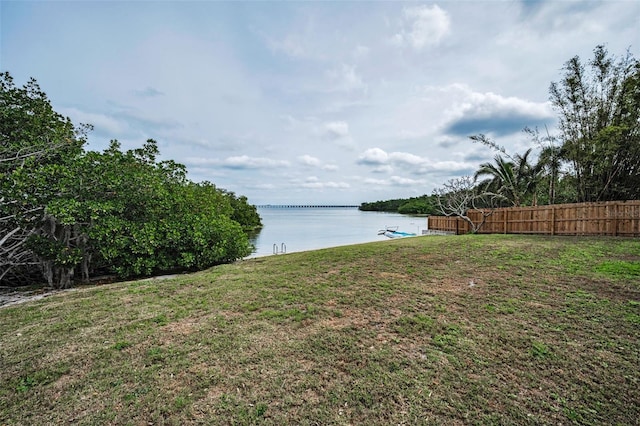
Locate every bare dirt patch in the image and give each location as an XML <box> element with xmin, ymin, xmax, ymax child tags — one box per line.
<box><xmin>0</xmin><ymin>286</ymin><xmax>75</xmax><ymax>308</ymax></box>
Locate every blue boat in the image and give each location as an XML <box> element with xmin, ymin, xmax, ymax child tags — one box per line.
<box><xmin>378</xmin><ymin>227</ymin><xmax>417</xmax><ymax>239</ymax></box>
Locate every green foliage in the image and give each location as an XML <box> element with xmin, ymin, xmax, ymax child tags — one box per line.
<box><xmin>84</xmin><ymin>141</ymin><xmax>256</xmax><ymax>278</ymax></box>
<box><xmin>224</xmin><ymin>191</ymin><xmax>262</xmax><ymax>231</ymax></box>
<box><xmin>26</xmin><ymin>235</ymin><xmax>83</xmax><ymax>267</ymax></box>
<box><xmin>472</xmin><ymin>139</ymin><xmax>542</xmax><ymax>207</ymax></box>
<box><xmin>0</xmin><ymin>72</ymin><xmax>84</xmax><ymax>173</ymax></box>
<box><xmin>1</xmin><ymin>72</ymin><xmax>88</xmax><ymax>287</ymax></box>
<box><xmin>1</xmin><ymin>73</ymin><xmax>260</xmax><ymax>288</ymax></box>
<box><xmin>550</xmin><ymin>45</ymin><xmax>640</xmax><ymax>202</ymax></box>
<box><xmin>397</xmin><ymin>196</ymin><xmax>437</xmax><ymax>214</ymax></box>
<box><xmin>360</xmin><ymin>198</ymin><xmax>407</xmax><ymax>212</ymax></box>
<box><xmin>360</xmin><ymin>195</ymin><xmax>438</xmax><ymax>214</ymax></box>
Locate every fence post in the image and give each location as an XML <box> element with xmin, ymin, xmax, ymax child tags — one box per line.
<box><xmin>551</xmin><ymin>206</ymin><xmax>555</xmax><ymax>236</ymax></box>
<box><xmin>613</xmin><ymin>202</ymin><xmax>618</xmax><ymax>237</ymax></box>
<box><xmin>503</xmin><ymin>209</ymin><xmax>508</xmax><ymax>234</ymax></box>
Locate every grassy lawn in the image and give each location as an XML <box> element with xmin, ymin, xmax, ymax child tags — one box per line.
<box><xmin>1</xmin><ymin>235</ymin><xmax>639</xmax><ymax>425</ymax></box>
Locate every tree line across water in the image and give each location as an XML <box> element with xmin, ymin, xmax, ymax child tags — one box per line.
<box><xmin>1</xmin><ymin>72</ymin><xmax>261</xmax><ymax>289</ymax></box>
<box><xmin>359</xmin><ymin>196</ymin><xmax>439</xmax><ymax>215</ymax></box>
<box><xmin>362</xmin><ymin>45</ymin><xmax>640</xmax><ymax>225</ymax></box>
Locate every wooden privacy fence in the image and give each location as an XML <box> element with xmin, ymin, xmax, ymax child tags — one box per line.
<box><xmin>427</xmin><ymin>200</ymin><xmax>640</xmax><ymax>237</ymax></box>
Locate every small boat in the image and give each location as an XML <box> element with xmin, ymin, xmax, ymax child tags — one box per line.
<box><xmin>378</xmin><ymin>226</ymin><xmax>397</xmax><ymax>235</ymax></box>
<box><xmin>378</xmin><ymin>227</ymin><xmax>417</xmax><ymax>239</ymax></box>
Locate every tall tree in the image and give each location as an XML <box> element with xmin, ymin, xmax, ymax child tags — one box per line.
<box><xmin>524</xmin><ymin>127</ymin><xmax>565</xmax><ymax>205</ymax></box>
<box><xmin>549</xmin><ymin>45</ymin><xmax>640</xmax><ymax>202</ymax></box>
<box><xmin>0</xmin><ymin>72</ymin><xmax>87</xmax><ymax>286</ymax></box>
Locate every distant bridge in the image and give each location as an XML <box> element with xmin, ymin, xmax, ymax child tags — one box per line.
<box><xmin>257</xmin><ymin>204</ymin><xmax>360</xmax><ymax>209</ymax></box>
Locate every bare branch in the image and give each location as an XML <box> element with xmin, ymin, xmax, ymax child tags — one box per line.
<box><xmin>433</xmin><ymin>176</ymin><xmax>501</xmax><ymax>233</ymax></box>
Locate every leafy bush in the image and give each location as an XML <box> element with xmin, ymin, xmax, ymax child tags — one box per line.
<box><xmin>1</xmin><ymin>73</ymin><xmax>260</xmax><ymax>287</ymax></box>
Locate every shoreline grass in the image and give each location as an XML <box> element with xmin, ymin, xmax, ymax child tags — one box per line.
<box><xmin>1</xmin><ymin>235</ymin><xmax>639</xmax><ymax>424</ymax></box>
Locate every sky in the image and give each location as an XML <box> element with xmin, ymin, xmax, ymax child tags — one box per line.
<box><xmin>1</xmin><ymin>1</ymin><xmax>639</xmax><ymax>205</ymax></box>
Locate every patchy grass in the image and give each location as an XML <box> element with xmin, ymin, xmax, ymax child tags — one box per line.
<box><xmin>1</xmin><ymin>235</ymin><xmax>639</xmax><ymax>425</ymax></box>
<box><xmin>595</xmin><ymin>260</ymin><xmax>640</xmax><ymax>279</ymax></box>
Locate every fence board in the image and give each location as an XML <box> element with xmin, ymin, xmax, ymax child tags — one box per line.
<box><xmin>427</xmin><ymin>200</ymin><xmax>640</xmax><ymax>237</ymax></box>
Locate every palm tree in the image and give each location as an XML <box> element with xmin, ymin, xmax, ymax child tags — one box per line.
<box><xmin>474</xmin><ymin>155</ymin><xmax>517</xmax><ymax>206</ymax></box>
<box><xmin>474</xmin><ymin>148</ymin><xmax>541</xmax><ymax>207</ymax></box>
<box><xmin>514</xmin><ymin>148</ymin><xmax>544</xmax><ymax>206</ymax></box>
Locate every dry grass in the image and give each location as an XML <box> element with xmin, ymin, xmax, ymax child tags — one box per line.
<box><xmin>1</xmin><ymin>235</ymin><xmax>639</xmax><ymax>425</ymax></box>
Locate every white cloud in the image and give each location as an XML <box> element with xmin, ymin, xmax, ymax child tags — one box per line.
<box><xmin>422</xmin><ymin>160</ymin><xmax>474</xmax><ymax>174</ymax></box>
<box><xmin>326</xmin><ymin>181</ymin><xmax>350</xmax><ymax>188</ymax></box>
<box><xmin>358</xmin><ymin>148</ymin><xmax>428</xmax><ymax>168</ymax></box>
<box><xmin>301</xmin><ymin>181</ymin><xmax>350</xmax><ymax>189</ymax></box>
<box><xmin>459</xmin><ymin>91</ymin><xmax>551</xmax><ymax>120</ymax></box>
<box><xmin>357</xmin><ymin>148</ymin><xmax>389</xmax><ymax>165</ymax></box>
<box><xmin>363</xmin><ymin>176</ymin><xmax>427</xmax><ymax>187</ymax></box>
<box><xmin>298</xmin><ymin>176</ymin><xmax>350</xmax><ymax>189</ymax></box>
<box><xmin>358</xmin><ymin>147</ymin><xmax>473</xmax><ymax>175</ymax></box>
<box><xmin>393</xmin><ymin>5</ymin><xmax>451</xmax><ymax>49</ymax></box>
<box><xmin>363</xmin><ymin>177</ymin><xmax>388</xmax><ymax>186</ymax></box>
<box><xmin>439</xmin><ymin>85</ymin><xmax>555</xmax><ymax>136</ymax></box>
<box><xmin>222</xmin><ymin>156</ymin><xmax>289</xmax><ymax>169</ymax></box>
<box><xmin>389</xmin><ymin>152</ymin><xmax>424</xmax><ymax>166</ymax></box>
<box><xmin>390</xmin><ymin>175</ymin><xmax>426</xmax><ymax>186</ymax></box>
<box><xmin>372</xmin><ymin>165</ymin><xmax>394</xmax><ymax>174</ymax></box>
<box><xmin>185</xmin><ymin>156</ymin><xmax>290</xmax><ymax>170</ymax></box>
<box><xmin>322</xmin><ymin>120</ymin><xmax>355</xmax><ymax>149</ymax></box>
<box><xmin>324</xmin><ymin>121</ymin><xmax>350</xmax><ymax>140</ymax></box>
<box><xmin>326</xmin><ymin>64</ymin><xmax>367</xmax><ymax>92</ymax></box>
<box><xmin>299</xmin><ymin>155</ymin><xmax>322</xmax><ymax>167</ymax></box>
<box><xmin>298</xmin><ymin>154</ymin><xmax>339</xmax><ymax>171</ymax></box>
<box><xmin>58</xmin><ymin>107</ymin><xmax>128</xmax><ymax>136</ymax></box>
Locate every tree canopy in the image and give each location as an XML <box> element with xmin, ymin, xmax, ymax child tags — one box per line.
<box><xmin>550</xmin><ymin>45</ymin><xmax>640</xmax><ymax>202</ymax></box>
<box><xmin>359</xmin><ymin>195</ymin><xmax>438</xmax><ymax>215</ymax></box>
<box><xmin>1</xmin><ymin>73</ymin><xmax>261</xmax><ymax>288</ymax></box>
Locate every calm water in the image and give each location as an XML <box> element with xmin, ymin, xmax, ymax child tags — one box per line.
<box><xmin>248</xmin><ymin>207</ymin><xmax>427</xmax><ymax>257</ymax></box>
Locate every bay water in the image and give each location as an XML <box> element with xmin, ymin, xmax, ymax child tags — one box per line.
<box><xmin>248</xmin><ymin>207</ymin><xmax>427</xmax><ymax>257</ymax></box>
